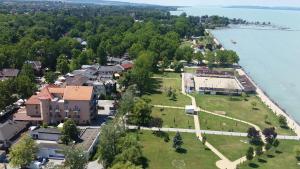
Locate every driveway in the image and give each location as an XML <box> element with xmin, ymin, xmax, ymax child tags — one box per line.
<box><xmin>87</xmin><ymin>160</ymin><xmax>103</xmax><ymax>169</ymax></box>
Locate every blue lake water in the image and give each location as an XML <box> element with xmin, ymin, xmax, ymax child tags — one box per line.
<box><xmin>172</xmin><ymin>6</ymin><xmax>300</xmax><ymax>122</ymax></box>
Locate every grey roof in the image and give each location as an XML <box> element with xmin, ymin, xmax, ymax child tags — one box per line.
<box><xmin>34</xmin><ymin>128</ymin><xmax>61</xmax><ymax>134</ymax></box>
<box><xmin>0</xmin><ymin>69</ymin><xmax>19</xmax><ymax>77</ymax></box>
<box><xmin>65</xmin><ymin>74</ymin><xmax>89</xmax><ymax>86</ymax></box>
<box><xmin>98</xmin><ymin>65</ymin><xmax>124</xmax><ymax>73</ymax></box>
<box><xmin>25</xmin><ymin>61</ymin><xmax>42</xmax><ymax>71</ymax></box>
<box><xmin>0</xmin><ymin>120</ymin><xmax>28</xmax><ymax>141</ymax></box>
<box><xmin>107</xmin><ymin>57</ymin><xmax>125</xmax><ymax>63</ymax></box>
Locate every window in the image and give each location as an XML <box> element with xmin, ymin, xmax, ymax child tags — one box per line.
<box><xmin>98</xmin><ymin>106</ymin><xmax>105</xmax><ymax>110</ymax></box>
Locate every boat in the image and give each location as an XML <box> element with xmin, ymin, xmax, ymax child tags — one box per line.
<box><xmin>231</xmin><ymin>40</ymin><xmax>237</xmax><ymax>44</ymax></box>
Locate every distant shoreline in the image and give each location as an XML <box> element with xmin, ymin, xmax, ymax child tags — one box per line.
<box><xmin>206</xmin><ymin>29</ymin><xmax>300</xmax><ymax>137</ymax></box>
<box><xmin>225</xmin><ymin>5</ymin><xmax>300</xmax><ymax>12</ymax></box>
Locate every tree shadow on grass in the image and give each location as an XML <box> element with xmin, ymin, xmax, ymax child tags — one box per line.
<box><xmin>275</xmin><ymin>150</ymin><xmax>282</xmax><ymax>154</ymax></box>
<box><xmin>140</xmin><ymin>156</ymin><xmax>149</xmax><ymax>169</ymax></box>
<box><xmin>248</xmin><ymin>163</ymin><xmax>259</xmax><ymax>168</ymax></box>
<box><xmin>205</xmin><ymin>147</ymin><xmax>211</xmax><ymax>151</ymax></box>
<box><xmin>258</xmin><ymin>158</ymin><xmax>267</xmax><ymax>163</ymax></box>
<box><xmin>267</xmin><ymin>154</ymin><xmax>275</xmax><ymax>158</ymax></box>
<box><xmin>176</xmin><ymin>148</ymin><xmax>187</xmax><ymax>154</ymax></box>
<box><xmin>145</xmin><ymin>78</ymin><xmax>162</xmax><ymax>94</ymax></box>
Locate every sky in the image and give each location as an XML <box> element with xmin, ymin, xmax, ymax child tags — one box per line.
<box><xmin>116</xmin><ymin>0</ymin><xmax>300</xmax><ymax>7</ymax></box>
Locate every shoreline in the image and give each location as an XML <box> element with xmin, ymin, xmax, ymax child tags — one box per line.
<box><xmin>206</xmin><ymin>29</ymin><xmax>300</xmax><ymax>137</ymax></box>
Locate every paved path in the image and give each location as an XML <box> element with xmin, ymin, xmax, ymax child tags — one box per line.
<box><xmin>153</xmin><ymin>105</ymin><xmax>185</xmax><ymax>109</ymax></box>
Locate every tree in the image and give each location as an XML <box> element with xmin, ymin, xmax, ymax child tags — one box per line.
<box><xmin>9</xmin><ymin>136</ymin><xmax>38</xmax><ymax>169</ymax></box>
<box><xmin>131</xmin><ymin>98</ymin><xmax>152</xmax><ymax>126</ymax></box>
<box><xmin>278</xmin><ymin>115</ymin><xmax>288</xmax><ymax>128</ymax></box>
<box><xmin>61</xmin><ymin>119</ymin><xmax>79</xmax><ymax>145</ymax></box>
<box><xmin>262</xmin><ymin>127</ymin><xmax>277</xmax><ymax>144</ymax></box>
<box><xmin>247</xmin><ymin>127</ymin><xmax>262</xmax><ymax>145</ymax></box>
<box><xmin>114</xmin><ymin>135</ymin><xmax>142</xmax><ymax>165</ymax></box>
<box><xmin>172</xmin><ymin>60</ymin><xmax>183</xmax><ymax>73</ymax></box>
<box><xmin>20</xmin><ymin>63</ymin><xmax>35</xmax><ymax>81</ymax></box>
<box><xmin>44</xmin><ymin>71</ymin><xmax>57</xmax><ymax>83</ymax></box>
<box><xmin>173</xmin><ymin>132</ymin><xmax>183</xmax><ymax>151</ymax></box>
<box><xmin>202</xmin><ymin>135</ymin><xmax>207</xmax><ymax>146</ymax></box>
<box><xmin>246</xmin><ymin>147</ymin><xmax>254</xmax><ymax>161</ymax></box>
<box><xmin>255</xmin><ymin>145</ymin><xmax>263</xmax><ymax>156</ymax></box>
<box><xmin>63</xmin><ymin>147</ymin><xmax>88</xmax><ymax>169</ymax></box>
<box><xmin>97</xmin><ymin>44</ymin><xmax>107</xmax><ymax>65</ymax></box>
<box><xmin>128</xmin><ymin>43</ymin><xmax>144</xmax><ymax>59</ymax></box>
<box><xmin>97</xmin><ymin>122</ymin><xmax>125</xmax><ymax>168</ymax></box>
<box><xmin>194</xmin><ymin>52</ymin><xmax>204</xmax><ymax>65</ymax></box>
<box><xmin>56</xmin><ymin>54</ymin><xmax>70</xmax><ymax>74</ymax></box>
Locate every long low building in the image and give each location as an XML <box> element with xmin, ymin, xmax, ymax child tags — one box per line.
<box><xmin>194</xmin><ymin>76</ymin><xmax>243</xmax><ymax>95</ymax></box>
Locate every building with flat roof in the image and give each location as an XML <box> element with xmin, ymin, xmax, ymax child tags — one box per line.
<box><xmin>30</xmin><ymin>127</ymin><xmax>100</xmax><ymax>159</ymax></box>
<box><xmin>13</xmin><ymin>85</ymin><xmax>97</xmax><ymax>125</ymax></box>
<box><xmin>194</xmin><ymin>76</ymin><xmax>243</xmax><ymax>95</ymax></box>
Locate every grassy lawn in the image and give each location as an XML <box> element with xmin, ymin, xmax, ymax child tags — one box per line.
<box><xmin>206</xmin><ymin>135</ymin><xmax>250</xmax><ymax>161</ymax></box>
<box><xmin>193</xmin><ymin>94</ymin><xmax>295</xmax><ymax>136</ymax></box>
<box><xmin>146</xmin><ymin>93</ymin><xmax>191</xmax><ymax>107</ymax></box>
<box><xmin>152</xmin><ymin>107</ymin><xmax>194</xmax><ymax>129</ymax></box>
<box><xmin>199</xmin><ymin>111</ymin><xmax>252</xmax><ymax>132</ymax></box>
<box><xmin>240</xmin><ymin>140</ymin><xmax>300</xmax><ymax>169</ymax></box>
<box><xmin>153</xmin><ymin>72</ymin><xmax>181</xmax><ymax>79</ymax></box>
<box><xmin>134</xmin><ymin>131</ymin><xmax>220</xmax><ymax>169</ymax></box>
<box><xmin>159</xmin><ymin>78</ymin><xmax>182</xmax><ymax>91</ymax></box>
<box><xmin>144</xmin><ymin>76</ymin><xmax>191</xmax><ymax>107</ymax></box>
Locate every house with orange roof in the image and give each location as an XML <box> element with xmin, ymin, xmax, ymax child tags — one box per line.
<box><xmin>13</xmin><ymin>85</ymin><xmax>97</xmax><ymax>125</ymax></box>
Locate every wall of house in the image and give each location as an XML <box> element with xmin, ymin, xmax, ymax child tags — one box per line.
<box><xmin>63</xmin><ymin>100</ymin><xmax>91</xmax><ymax>124</ymax></box>
<box><xmin>38</xmin><ymin>147</ymin><xmax>65</xmax><ymax>159</ymax></box>
<box><xmin>26</xmin><ymin>104</ymin><xmax>41</xmax><ymax>117</ymax></box>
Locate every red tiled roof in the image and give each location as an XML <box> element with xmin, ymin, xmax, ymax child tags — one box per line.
<box><xmin>13</xmin><ymin>109</ymin><xmax>43</xmax><ymax>121</ymax></box>
<box><xmin>121</xmin><ymin>63</ymin><xmax>133</xmax><ymax>70</ymax></box>
<box><xmin>26</xmin><ymin>95</ymin><xmax>40</xmax><ymax>105</ymax></box>
<box><xmin>63</xmin><ymin>86</ymin><xmax>93</xmax><ymax>101</ymax></box>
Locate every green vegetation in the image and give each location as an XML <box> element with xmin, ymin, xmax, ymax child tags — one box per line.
<box><xmin>151</xmin><ymin>107</ymin><xmax>194</xmax><ymax>129</ymax></box>
<box><xmin>193</xmin><ymin>94</ymin><xmax>295</xmax><ymax>135</ymax></box>
<box><xmin>153</xmin><ymin>72</ymin><xmax>181</xmax><ymax>79</ymax></box>
<box><xmin>199</xmin><ymin>111</ymin><xmax>251</xmax><ymax>132</ymax></box>
<box><xmin>240</xmin><ymin>140</ymin><xmax>300</xmax><ymax>169</ymax></box>
<box><xmin>143</xmin><ymin>77</ymin><xmax>190</xmax><ymax>107</ymax></box>
<box><xmin>206</xmin><ymin>135</ymin><xmax>250</xmax><ymax>161</ymax></box>
<box><xmin>135</xmin><ymin>131</ymin><xmax>220</xmax><ymax>169</ymax></box>
<box><xmin>9</xmin><ymin>136</ymin><xmax>38</xmax><ymax>168</ymax></box>
<box><xmin>61</xmin><ymin>119</ymin><xmax>79</xmax><ymax>145</ymax></box>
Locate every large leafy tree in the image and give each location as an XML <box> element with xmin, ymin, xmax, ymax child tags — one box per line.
<box><xmin>131</xmin><ymin>98</ymin><xmax>152</xmax><ymax>127</ymax></box>
<box><xmin>56</xmin><ymin>54</ymin><xmax>70</xmax><ymax>74</ymax></box>
<box><xmin>61</xmin><ymin>119</ymin><xmax>79</xmax><ymax>145</ymax></box>
<box><xmin>9</xmin><ymin>136</ymin><xmax>38</xmax><ymax>169</ymax></box>
<box><xmin>63</xmin><ymin>147</ymin><xmax>88</xmax><ymax>169</ymax></box>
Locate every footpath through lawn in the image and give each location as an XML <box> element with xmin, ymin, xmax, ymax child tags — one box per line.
<box><xmin>133</xmin><ymin>130</ymin><xmax>220</xmax><ymax>169</ymax></box>
<box><xmin>193</xmin><ymin>94</ymin><xmax>295</xmax><ymax>136</ymax></box>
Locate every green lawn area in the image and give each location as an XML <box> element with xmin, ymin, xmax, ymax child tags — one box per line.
<box><xmin>206</xmin><ymin>135</ymin><xmax>250</xmax><ymax>161</ymax></box>
<box><xmin>199</xmin><ymin>111</ymin><xmax>251</xmax><ymax>132</ymax></box>
<box><xmin>144</xmin><ymin>76</ymin><xmax>191</xmax><ymax>107</ymax></box>
<box><xmin>153</xmin><ymin>72</ymin><xmax>181</xmax><ymax>79</ymax></box>
<box><xmin>135</xmin><ymin>131</ymin><xmax>220</xmax><ymax>169</ymax></box>
<box><xmin>146</xmin><ymin>93</ymin><xmax>191</xmax><ymax>107</ymax></box>
<box><xmin>159</xmin><ymin>78</ymin><xmax>182</xmax><ymax>91</ymax></box>
<box><xmin>152</xmin><ymin>107</ymin><xmax>194</xmax><ymax>129</ymax></box>
<box><xmin>193</xmin><ymin>94</ymin><xmax>295</xmax><ymax>136</ymax></box>
<box><xmin>240</xmin><ymin>140</ymin><xmax>300</xmax><ymax>169</ymax></box>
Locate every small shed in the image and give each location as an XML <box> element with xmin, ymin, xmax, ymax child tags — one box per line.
<box><xmin>185</xmin><ymin>105</ymin><xmax>195</xmax><ymax>114</ymax></box>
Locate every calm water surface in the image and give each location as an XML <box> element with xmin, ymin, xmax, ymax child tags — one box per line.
<box><xmin>172</xmin><ymin>6</ymin><xmax>300</xmax><ymax>122</ymax></box>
